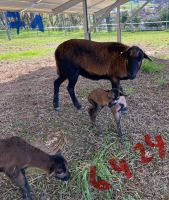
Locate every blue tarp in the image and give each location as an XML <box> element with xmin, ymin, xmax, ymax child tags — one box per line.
<box><xmin>31</xmin><ymin>14</ymin><xmax>44</xmax><ymax>32</ymax></box>
<box><xmin>6</xmin><ymin>12</ymin><xmax>44</xmax><ymax>34</ymax></box>
<box><xmin>6</xmin><ymin>11</ymin><xmax>25</xmax><ymax>34</ymax></box>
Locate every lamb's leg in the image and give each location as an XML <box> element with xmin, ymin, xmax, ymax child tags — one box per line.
<box><xmin>112</xmin><ymin>110</ymin><xmax>124</xmax><ymax>138</ymax></box>
<box><xmin>67</xmin><ymin>77</ymin><xmax>81</xmax><ymax>109</ymax></box>
<box><xmin>88</xmin><ymin>102</ymin><xmax>103</xmax><ymax>136</ymax></box>
<box><xmin>21</xmin><ymin>169</ymin><xmax>32</xmax><ymax>198</ymax></box>
<box><xmin>6</xmin><ymin>167</ymin><xmax>32</xmax><ymax>200</ymax></box>
<box><xmin>53</xmin><ymin>76</ymin><xmax>66</xmax><ymax>111</ymax></box>
<box><xmin>88</xmin><ymin>101</ymin><xmax>97</xmax><ymax>124</ymax></box>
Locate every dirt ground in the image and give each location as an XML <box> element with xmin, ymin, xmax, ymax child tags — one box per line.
<box><xmin>0</xmin><ymin>50</ymin><xmax>169</xmax><ymax>200</ymax></box>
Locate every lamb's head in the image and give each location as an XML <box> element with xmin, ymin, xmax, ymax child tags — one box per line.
<box><xmin>49</xmin><ymin>153</ymin><xmax>70</xmax><ymax>181</ymax></box>
<box><xmin>121</xmin><ymin>46</ymin><xmax>152</xmax><ymax>80</ymax></box>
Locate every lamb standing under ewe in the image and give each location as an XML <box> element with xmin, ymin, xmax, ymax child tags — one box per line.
<box><xmin>88</xmin><ymin>88</ymin><xmax>127</xmax><ymax>138</ymax></box>
<box><xmin>0</xmin><ymin>136</ymin><xmax>70</xmax><ymax>200</ymax></box>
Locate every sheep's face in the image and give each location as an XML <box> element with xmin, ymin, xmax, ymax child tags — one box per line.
<box><xmin>50</xmin><ymin>154</ymin><xmax>70</xmax><ymax>181</ymax></box>
<box><xmin>121</xmin><ymin>46</ymin><xmax>152</xmax><ymax>80</ymax></box>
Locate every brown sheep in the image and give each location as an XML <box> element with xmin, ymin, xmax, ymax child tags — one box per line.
<box><xmin>0</xmin><ymin>136</ymin><xmax>70</xmax><ymax>200</ymax></box>
<box><xmin>53</xmin><ymin>39</ymin><xmax>151</xmax><ymax>110</ymax></box>
<box><xmin>88</xmin><ymin>88</ymin><xmax>127</xmax><ymax>138</ymax></box>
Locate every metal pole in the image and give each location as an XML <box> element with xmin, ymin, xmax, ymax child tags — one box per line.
<box><xmin>93</xmin><ymin>14</ymin><xmax>96</xmax><ymax>32</ymax></box>
<box><xmin>166</xmin><ymin>0</ymin><xmax>169</xmax><ymax>29</ymax></box>
<box><xmin>83</xmin><ymin>0</ymin><xmax>90</xmax><ymax>40</ymax></box>
<box><xmin>116</xmin><ymin>5</ymin><xmax>121</xmax><ymax>42</ymax></box>
<box><xmin>3</xmin><ymin>12</ymin><xmax>11</xmax><ymax>40</ymax></box>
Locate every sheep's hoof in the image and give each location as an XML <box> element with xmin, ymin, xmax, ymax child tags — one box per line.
<box><xmin>74</xmin><ymin>102</ymin><xmax>82</xmax><ymax>110</ymax></box>
<box><xmin>96</xmin><ymin>131</ymin><xmax>103</xmax><ymax>138</ymax></box>
<box><xmin>98</xmin><ymin>134</ymin><xmax>104</xmax><ymax>138</ymax></box>
<box><xmin>54</xmin><ymin>107</ymin><xmax>61</xmax><ymax>112</ymax></box>
<box><xmin>118</xmin><ymin>130</ymin><xmax>125</xmax><ymax>138</ymax></box>
<box><xmin>121</xmin><ymin>107</ymin><xmax>128</xmax><ymax>114</ymax></box>
<box><xmin>23</xmin><ymin>194</ymin><xmax>33</xmax><ymax>200</ymax></box>
<box><xmin>53</xmin><ymin>101</ymin><xmax>60</xmax><ymax>111</ymax></box>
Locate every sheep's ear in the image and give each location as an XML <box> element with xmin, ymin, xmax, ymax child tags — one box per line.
<box><xmin>120</xmin><ymin>48</ymin><xmax>129</xmax><ymax>58</ymax></box>
<box><xmin>144</xmin><ymin>53</ymin><xmax>152</xmax><ymax>61</ymax></box>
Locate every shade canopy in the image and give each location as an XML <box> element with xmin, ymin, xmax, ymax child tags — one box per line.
<box><xmin>0</xmin><ymin>0</ymin><xmax>129</xmax><ymax>15</ymax></box>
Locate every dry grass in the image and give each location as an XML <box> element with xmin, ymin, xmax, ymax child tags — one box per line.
<box><xmin>0</xmin><ymin>48</ymin><xmax>169</xmax><ymax>200</ymax></box>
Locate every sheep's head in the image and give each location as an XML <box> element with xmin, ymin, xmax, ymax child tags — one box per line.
<box><xmin>121</xmin><ymin>46</ymin><xmax>152</xmax><ymax>80</ymax></box>
<box><xmin>49</xmin><ymin>153</ymin><xmax>70</xmax><ymax>181</ymax></box>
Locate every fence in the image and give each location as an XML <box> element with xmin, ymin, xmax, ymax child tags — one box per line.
<box><xmin>0</xmin><ymin>21</ymin><xmax>169</xmax><ymax>39</ymax></box>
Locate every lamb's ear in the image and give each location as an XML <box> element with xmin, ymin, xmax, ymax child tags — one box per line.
<box><xmin>144</xmin><ymin>52</ymin><xmax>152</xmax><ymax>61</ymax></box>
<box><xmin>107</xmin><ymin>91</ymin><xmax>114</xmax><ymax>99</ymax></box>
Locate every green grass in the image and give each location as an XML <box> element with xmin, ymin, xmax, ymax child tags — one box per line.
<box><xmin>0</xmin><ymin>48</ymin><xmax>52</xmax><ymax>60</ymax></box>
<box><xmin>154</xmin><ymin>77</ymin><xmax>167</xmax><ymax>86</ymax></box>
<box><xmin>0</xmin><ymin>30</ymin><xmax>169</xmax><ymax>60</ymax></box>
<box><xmin>71</xmin><ymin>139</ymin><xmax>139</xmax><ymax>200</ymax></box>
<box><xmin>73</xmin><ymin>142</ymin><xmax>117</xmax><ymax>200</ymax></box>
<box><xmin>141</xmin><ymin>60</ymin><xmax>164</xmax><ymax>73</ymax></box>
<box><xmin>126</xmin><ymin>87</ymin><xmax>136</xmax><ymax>95</ymax></box>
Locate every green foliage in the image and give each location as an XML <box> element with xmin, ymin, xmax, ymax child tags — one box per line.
<box><xmin>160</xmin><ymin>7</ymin><xmax>169</xmax><ymax>21</ymax></box>
<box><xmin>132</xmin><ymin>16</ymin><xmax>141</xmax><ymax>24</ymax></box>
<box><xmin>121</xmin><ymin>12</ymin><xmax>129</xmax><ymax>23</ymax></box>
<box><xmin>141</xmin><ymin>60</ymin><xmax>164</xmax><ymax>73</ymax></box>
<box><xmin>71</xmin><ymin>139</ymin><xmax>140</xmax><ymax>200</ymax></box>
<box><xmin>73</xmin><ymin>143</ymin><xmax>116</xmax><ymax>200</ymax></box>
<box><xmin>159</xmin><ymin>7</ymin><xmax>169</xmax><ymax>27</ymax></box>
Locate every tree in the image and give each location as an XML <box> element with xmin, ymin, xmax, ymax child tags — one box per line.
<box><xmin>132</xmin><ymin>16</ymin><xmax>141</xmax><ymax>27</ymax></box>
<box><xmin>106</xmin><ymin>13</ymin><xmax>112</xmax><ymax>32</ymax></box>
<box><xmin>121</xmin><ymin>11</ymin><xmax>129</xmax><ymax>23</ymax></box>
<box><xmin>159</xmin><ymin>7</ymin><xmax>169</xmax><ymax>28</ymax></box>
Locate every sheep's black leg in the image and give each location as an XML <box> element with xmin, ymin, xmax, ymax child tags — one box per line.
<box><xmin>111</xmin><ymin>80</ymin><xmax>121</xmax><ymax>99</ymax></box>
<box><xmin>6</xmin><ymin>167</ymin><xmax>32</xmax><ymax>200</ymax></box>
<box><xmin>67</xmin><ymin>77</ymin><xmax>81</xmax><ymax>109</ymax></box>
<box><xmin>53</xmin><ymin>76</ymin><xmax>66</xmax><ymax>111</ymax></box>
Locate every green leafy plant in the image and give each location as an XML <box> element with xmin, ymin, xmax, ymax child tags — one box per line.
<box><xmin>141</xmin><ymin>60</ymin><xmax>163</xmax><ymax>73</ymax></box>
<box><xmin>154</xmin><ymin>77</ymin><xmax>167</xmax><ymax>86</ymax></box>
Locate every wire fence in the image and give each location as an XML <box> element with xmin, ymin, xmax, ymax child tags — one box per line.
<box><xmin>0</xmin><ymin>20</ymin><xmax>169</xmax><ymax>39</ymax></box>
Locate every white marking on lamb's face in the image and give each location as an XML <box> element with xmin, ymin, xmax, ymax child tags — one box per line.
<box><xmin>111</xmin><ymin>96</ymin><xmax>127</xmax><ymax>115</ymax></box>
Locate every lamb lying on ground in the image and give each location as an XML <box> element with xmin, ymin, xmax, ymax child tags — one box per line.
<box><xmin>0</xmin><ymin>136</ymin><xmax>70</xmax><ymax>200</ymax></box>
<box><xmin>88</xmin><ymin>88</ymin><xmax>128</xmax><ymax>138</ymax></box>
